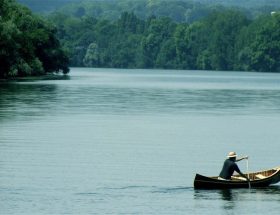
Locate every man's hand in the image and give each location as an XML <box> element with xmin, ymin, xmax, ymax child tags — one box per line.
<box><xmin>236</xmin><ymin>156</ymin><xmax>249</xmax><ymax>162</ymax></box>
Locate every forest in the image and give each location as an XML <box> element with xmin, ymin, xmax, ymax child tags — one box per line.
<box><xmin>17</xmin><ymin>0</ymin><xmax>280</xmax><ymax>14</ymax></box>
<box><xmin>1</xmin><ymin>0</ymin><xmax>280</xmax><ymax>78</ymax></box>
<box><xmin>49</xmin><ymin>9</ymin><xmax>280</xmax><ymax>72</ymax></box>
<box><xmin>0</xmin><ymin>0</ymin><xmax>69</xmax><ymax>78</ymax></box>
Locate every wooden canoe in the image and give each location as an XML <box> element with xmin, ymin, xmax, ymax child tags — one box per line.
<box><xmin>194</xmin><ymin>166</ymin><xmax>280</xmax><ymax>189</ymax></box>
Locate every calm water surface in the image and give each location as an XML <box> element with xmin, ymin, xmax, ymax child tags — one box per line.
<box><xmin>1</xmin><ymin>68</ymin><xmax>280</xmax><ymax>214</ymax></box>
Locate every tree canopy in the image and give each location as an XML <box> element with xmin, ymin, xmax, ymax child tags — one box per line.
<box><xmin>49</xmin><ymin>9</ymin><xmax>280</xmax><ymax>72</ymax></box>
<box><xmin>2</xmin><ymin>0</ymin><xmax>280</xmax><ymax>76</ymax></box>
<box><xmin>18</xmin><ymin>0</ymin><xmax>280</xmax><ymax>21</ymax></box>
<box><xmin>0</xmin><ymin>0</ymin><xmax>69</xmax><ymax>78</ymax></box>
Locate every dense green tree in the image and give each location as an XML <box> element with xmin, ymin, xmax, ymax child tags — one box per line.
<box><xmin>174</xmin><ymin>24</ymin><xmax>189</xmax><ymax>69</ymax></box>
<box><xmin>203</xmin><ymin>10</ymin><xmax>249</xmax><ymax>70</ymax></box>
<box><xmin>74</xmin><ymin>6</ymin><xmax>86</xmax><ymax>18</ymax></box>
<box><xmin>83</xmin><ymin>43</ymin><xmax>99</xmax><ymax>67</ymax></box>
<box><xmin>141</xmin><ymin>17</ymin><xmax>176</xmax><ymax>68</ymax></box>
<box><xmin>0</xmin><ymin>0</ymin><xmax>69</xmax><ymax>78</ymax></box>
<box><xmin>117</xmin><ymin>12</ymin><xmax>145</xmax><ymax>34</ymax></box>
<box><xmin>155</xmin><ymin>38</ymin><xmax>177</xmax><ymax>68</ymax></box>
<box><xmin>182</xmin><ymin>22</ymin><xmax>208</xmax><ymax>69</ymax></box>
<box><xmin>18</xmin><ymin>0</ymin><xmax>280</xmax><ymax>16</ymax></box>
<box><xmin>47</xmin><ymin>8</ymin><xmax>280</xmax><ymax>72</ymax></box>
<box><xmin>246</xmin><ymin>14</ymin><xmax>280</xmax><ymax>72</ymax></box>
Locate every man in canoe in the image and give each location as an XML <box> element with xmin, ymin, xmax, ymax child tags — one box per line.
<box><xmin>218</xmin><ymin>152</ymin><xmax>250</xmax><ymax>181</ymax></box>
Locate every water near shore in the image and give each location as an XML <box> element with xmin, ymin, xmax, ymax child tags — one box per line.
<box><xmin>1</xmin><ymin>68</ymin><xmax>280</xmax><ymax>214</ymax></box>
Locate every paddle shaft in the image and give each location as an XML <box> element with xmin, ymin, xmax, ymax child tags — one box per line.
<box><xmin>246</xmin><ymin>159</ymin><xmax>251</xmax><ymax>189</ymax></box>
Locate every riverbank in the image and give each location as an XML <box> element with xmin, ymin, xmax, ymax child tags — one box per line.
<box><xmin>0</xmin><ymin>73</ymin><xmax>70</xmax><ymax>83</ymax></box>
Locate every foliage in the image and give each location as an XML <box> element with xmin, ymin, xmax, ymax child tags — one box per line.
<box><xmin>0</xmin><ymin>0</ymin><xmax>69</xmax><ymax>78</ymax></box>
<box><xmin>48</xmin><ymin>8</ymin><xmax>280</xmax><ymax>72</ymax></box>
<box><xmin>238</xmin><ymin>14</ymin><xmax>280</xmax><ymax>72</ymax></box>
<box><xmin>18</xmin><ymin>0</ymin><xmax>280</xmax><ymax>23</ymax></box>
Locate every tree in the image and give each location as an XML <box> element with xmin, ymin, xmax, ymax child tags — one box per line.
<box><xmin>141</xmin><ymin>17</ymin><xmax>176</xmax><ymax>68</ymax></box>
<box><xmin>83</xmin><ymin>43</ymin><xmax>99</xmax><ymax>67</ymax></box>
<box><xmin>47</xmin><ymin>5</ymin><xmax>280</xmax><ymax>72</ymax></box>
<box><xmin>174</xmin><ymin>24</ymin><xmax>189</xmax><ymax>69</ymax></box>
<box><xmin>155</xmin><ymin>38</ymin><xmax>177</xmax><ymax>68</ymax></box>
<box><xmin>0</xmin><ymin>18</ymin><xmax>21</xmax><ymax>77</ymax></box>
<box><xmin>74</xmin><ymin>7</ymin><xmax>85</xmax><ymax>18</ymax></box>
<box><xmin>181</xmin><ymin>21</ymin><xmax>208</xmax><ymax>69</ymax></box>
<box><xmin>0</xmin><ymin>0</ymin><xmax>69</xmax><ymax>78</ymax></box>
<box><xmin>248</xmin><ymin>14</ymin><xmax>280</xmax><ymax>72</ymax></box>
<box><xmin>204</xmin><ymin>10</ymin><xmax>249</xmax><ymax>70</ymax></box>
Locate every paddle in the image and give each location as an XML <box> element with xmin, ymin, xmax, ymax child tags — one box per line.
<box><xmin>246</xmin><ymin>158</ymin><xmax>251</xmax><ymax>189</ymax></box>
<box><xmin>238</xmin><ymin>155</ymin><xmax>251</xmax><ymax>189</ymax></box>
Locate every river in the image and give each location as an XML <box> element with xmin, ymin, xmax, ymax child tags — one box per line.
<box><xmin>1</xmin><ymin>68</ymin><xmax>280</xmax><ymax>214</ymax></box>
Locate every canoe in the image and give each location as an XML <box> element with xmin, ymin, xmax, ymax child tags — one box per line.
<box><xmin>194</xmin><ymin>166</ymin><xmax>280</xmax><ymax>189</ymax></box>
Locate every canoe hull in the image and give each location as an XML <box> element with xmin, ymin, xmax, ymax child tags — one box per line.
<box><xmin>194</xmin><ymin>167</ymin><xmax>280</xmax><ymax>189</ymax></box>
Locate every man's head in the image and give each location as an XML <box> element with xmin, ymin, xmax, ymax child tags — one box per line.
<box><xmin>227</xmin><ymin>151</ymin><xmax>237</xmax><ymax>161</ymax></box>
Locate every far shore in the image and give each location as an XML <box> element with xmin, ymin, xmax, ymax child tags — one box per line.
<box><xmin>0</xmin><ymin>73</ymin><xmax>70</xmax><ymax>82</ymax></box>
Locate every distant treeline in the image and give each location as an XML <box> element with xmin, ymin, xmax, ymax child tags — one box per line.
<box><xmin>18</xmin><ymin>0</ymin><xmax>280</xmax><ymax>16</ymax></box>
<box><xmin>17</xmin><ymin>0</ymin><xmax>81</xmax><ymax>13</ymax></box>
<box><xmin>0</xmin><ymin>0</ymin><xmax>69</xmax><ymax>78</ymax></box>
<box><xmin>1</xmin><ymin>0</ymin><xmax>280</xmax><ymax>78</ymax></box>
<box><xmin>49</xmin><ymin>10</ymin><xmax>280</xmax><ymax>72</ymax></box>
<box><xmin>53</xmin><ymin>0</ymin><xmax>279</xmax><ymax>23</ymax></box>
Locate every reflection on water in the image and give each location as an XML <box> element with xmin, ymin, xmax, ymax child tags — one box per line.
<box><xmin>2</xmin><ymin>79</ymin><xmax>280</xmax><ymax>121</ymax></box>
<box><xmin>220</xmin><ymin>189</ymin><xmax>234</xmax><ymax>201</ymax></box>
<box><xmin>194</xmin><ymin>186</ymin><xmax>280</xmax><ymax>201</ymax></box>
<box><xmin>0</xmin><ymin>83</ymin><xmax>58</xmax><ymax>120</ymax></box>
<box><xmin>251</xmin><ymin>186</ymin><xmax>280</xmax><ymax>196</ymax></box>
<box><xmin>219</xmin><ymin>190</ymin><xmax>236</xmax><ymax>211</ymax></box>
<box><xmin>1</xmin><ymin>68</ymin><xmax>280</xmax><ymax>214</ymax></box>
<box><xmin>194</xmin><ymin>186</ymin><xmax>280</xmax><ymax>213</ymax></box>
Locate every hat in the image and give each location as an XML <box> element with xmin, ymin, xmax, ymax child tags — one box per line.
<box><xmin>227</xmin><ymin>151</ymin><xmax>237</xmax><ymax>158</ymax></box>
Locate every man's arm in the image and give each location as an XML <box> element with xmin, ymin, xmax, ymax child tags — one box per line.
<box><xmin>236</xmin><ymin>156</ymin><xmax>249</xmax><ymax>162</ymax></box>
<box><xmin>234</xmin><ymin>164</ymin><xmax>250</xmax><ymax>181</ymax></box>
<box><xmin>239</xmin><ymin>172</ymin><xmax>250</xmax><ymax>181</ymax></box>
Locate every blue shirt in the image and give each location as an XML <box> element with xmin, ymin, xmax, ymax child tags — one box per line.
<box><xmin>219</xmin><ymin>159</ymin><xmax>241</xmax><ymax>179</ymax></box>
